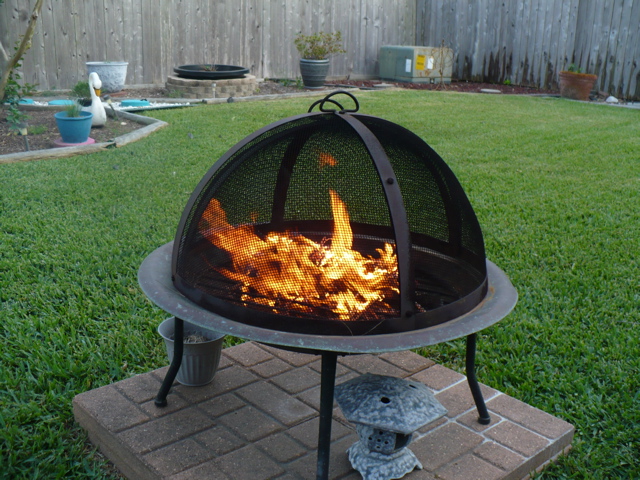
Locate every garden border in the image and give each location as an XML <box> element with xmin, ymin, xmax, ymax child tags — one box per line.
<box><xmin>0</xmin><ymin>110</ymin><xmax>168</xmax><ymax>165</ymax></box>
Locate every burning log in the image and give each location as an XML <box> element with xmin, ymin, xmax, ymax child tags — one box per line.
<box><xmin>198</xmin><ymin>189</ymin><xmax>399</xmax><ymax>320</ymax></box>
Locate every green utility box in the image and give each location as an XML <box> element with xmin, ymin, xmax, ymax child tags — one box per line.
<box><xmin>379</xmin><ymin>46</ymin><xmax>453</xmax><ymax>83</ymax></box>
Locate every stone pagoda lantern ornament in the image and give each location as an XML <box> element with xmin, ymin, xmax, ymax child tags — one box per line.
<box><xmin>335</xmin><ymin>374</ymin><xmax>447</xmax><ymax>480</ymax></box>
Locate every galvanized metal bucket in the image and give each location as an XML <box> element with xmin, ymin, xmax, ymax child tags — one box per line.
<box><xmin>158</xmin><ymin>317</ymin><xmax>224</xmax><ymax>386</ymax></box>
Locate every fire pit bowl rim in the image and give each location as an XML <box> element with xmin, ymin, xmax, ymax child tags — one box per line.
<box><xmin>139</xmin><ymin>242</ymin><xmax>517</xmax><ymax>354</ymax></box>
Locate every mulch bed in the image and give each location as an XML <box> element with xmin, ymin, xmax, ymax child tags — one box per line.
<box><xmin>326</xmin><ymin>79</ymin><xmax>559</xmax><ymax>95</ymax></box>
<box><xmin>1</xmin><ymin>80</ymin><xmax>558</xmax><ymax>157</ymax></box>
<box><xmin>0</xmin><ymin>109</ymin><xmax>144</xmax><ymax>156</ymax></box>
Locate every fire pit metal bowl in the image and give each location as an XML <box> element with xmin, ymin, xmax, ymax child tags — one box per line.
<box><xmin>173</xmin><ymin>64</ymin><xmax>249</xmax><ymax>79</ymax></box>
<box><xmin>140</xmin><ymin>241</ymin><xmax>516</xmax><ymax>354</ymax></box>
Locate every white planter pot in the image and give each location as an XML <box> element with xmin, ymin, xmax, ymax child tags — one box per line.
<box><xmin>158</xmin><ymin>317</ymin><xmax>224</xmax><ymax>386</ymax></box>
<box><xmin>86</xmin><ymin>61</ymin><xmax>128</xmax><ymax>93</ymax></box>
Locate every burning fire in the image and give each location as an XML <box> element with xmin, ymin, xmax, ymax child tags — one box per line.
<box><xmin>199</xmin><ymin>190</ymin><xmax>399</xmax><ymax>320</ymax></box>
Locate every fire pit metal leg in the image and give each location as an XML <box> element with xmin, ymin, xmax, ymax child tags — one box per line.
<box><xmin>316</xmin><ymin>352</ymin><xmax>338</xmax><ymax>480</ymax></box>
<box><xmin>466</xmin><ymin>333</ymin><xmax>491</xmax><ymax>425</ymax></box>
<box><xmin>155</xmin><ymin>317</ymin><xmax>184</xmax><ymax>407</ymax></box>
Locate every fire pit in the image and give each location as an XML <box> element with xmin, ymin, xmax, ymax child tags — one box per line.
<box><xmin>139</xmin><ymin>92</ymin><xmax>517</xmax><ymax>479</ymax></box>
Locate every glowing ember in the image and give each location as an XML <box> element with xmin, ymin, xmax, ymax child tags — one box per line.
<box><xmin>198</xmin><ymin>190</ymin><xmax>399</xmax><ymax>320</ymax></box>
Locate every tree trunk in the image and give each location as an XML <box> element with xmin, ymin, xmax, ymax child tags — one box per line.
<box><xmin>0</xmin><ymin>0</ymin><xmax>45</xmax><ymax>101</ymax></box>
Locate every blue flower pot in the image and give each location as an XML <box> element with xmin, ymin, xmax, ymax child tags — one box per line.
<box><xmin>54</xmin><ymin>111</ymin><xmax>93</xmax><ymax>143</ymax></box>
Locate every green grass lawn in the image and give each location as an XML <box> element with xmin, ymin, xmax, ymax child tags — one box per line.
<box><xmin>1</xmin><ymin>91</ymin><xmax>638</xmax><ymax>478</ymax></box>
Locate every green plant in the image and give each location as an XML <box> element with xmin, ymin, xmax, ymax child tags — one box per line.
<box><xmin>2</xmin><ymin>40</ymin><xmax>37</xmax><ymax>133</ymax></box>
<box><xmin>64</xmin><ymin>100</ymin><xmax>83</xmax><ymax>117</ymax></box>
<box><xmin>71</xmin><ymin>81</ymin><xmax>91</xmax><ymax>98</ymax></box>
<box><xmin>433</xmin><ymin>39</ymin><xmax>454</xmax><ymax>86</ymax></box>
<box><xmin>4</xmin><ymin>103</ymin><xmax>28</xmax><ymax>134</ymax></box>
<box><xmin>295</xmin><ymin>77</ymin><xmax>304</xmax><ymax>89</ymax></box>
<box><xmin>2</xmin><ymin>76</ymin><xmax>36</xmax><ymax>134</ymax></box>
<box><xmin>503</xmin><ymin>79</ymin><xmax>512</xmax><ymax>86</ymax></box>
<box><xmin>27</xmin><ymin>124</ymin><xmax>47</xmax><ymax>135</ymax></box>
<box><xmin>167</xmin><ymin>89</ymin><xmax>183</xmax><ymax>98</ymax></box>
<box><xmin>36</xmin><ymin>89</ymin><xmax>59</xmax><ymax>97</ymax></box>
<box><xmin>294</xmin><ymin>31</ymin><xmax>346</xmax><ymax>60</ymax></box>
<box><xmin>567</xmin><ymin>63</ymin><xmax>583</xmax><ymax>73</ymax></box>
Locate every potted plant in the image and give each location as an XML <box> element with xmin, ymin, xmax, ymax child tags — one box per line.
<box><xmin>294</xmin><ymin>31</ymin><xmax>346</xmax><ymax>89</ymax></box>
<box><xmin>558</xmin><ymin>64</ymin><xmax>597</xmax><ymax>101</ymax></box>
<box><xmin>54</xmin><ymin>100</ymin><xmax>93</xmax><ymax>144</ymax></box>
<box><xmin>158</xmin><ymin>317</ymin><xmax>225</xmax><ymax>386</ymax></box>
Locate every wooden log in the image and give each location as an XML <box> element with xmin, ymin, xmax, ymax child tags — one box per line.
<box><xmin>0</xmin><ymin>142</ymin><xmax>111</xmax><ymax>165</ymax></box>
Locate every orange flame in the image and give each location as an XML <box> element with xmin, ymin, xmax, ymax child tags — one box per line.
<box><xmin>199</xmin><ymin>190</ymin><xmax>398</xmax><ymax>320</ymax></box>
<box><xmin>319</xmin><ymin>151</ymin><xmax>338</xmax><ymax>169</ymax></box>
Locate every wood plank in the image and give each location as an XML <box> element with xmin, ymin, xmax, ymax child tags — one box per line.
<box><xmin>523</xmin><ymin>0</ymin><xmax>540</xmax><ymax>85</ymax></box>
<box><xmin>502</xmin><ymin>0</ymin><xmax>514</xmax><ymax>81</ymax></box>
<box><xmin>39</xmin><ymin>0</ymin><xmax>61</xmax><ymax>88</ymax></box>
<box><xmin>442</xmin><ymin>0</ymin><xmax>458</xmax><ymax>48</ymax></box>
<box><xmin>476</xmin><ymin>0</ymin><xmax>489</xmax><ymax>80</ymax></box>
<box><xmin>113</xmin><ymin>116</ymin><xmax>168</xmax><ymax>147</ymax></box>
<box><xmin>368</xmin><ymin>0</ymin><xmax>383</xmax><ymax>75</ymax></box>
<box><xmin>454</xmin><ymin>0</ymin><xmax>469</xmax><ymax>79</ymax></box>
<box><xmin>123</xmin><ymin>0</ymin><xmax>144</xmax><ymax>84</ymax></box>
<box><xmin>546</xmin><ymin>0</ymin><xmax>563</xmax><ymax>87</ymax></box>
<box><xmin>414</xmin><ymin>0</ymin><xmax>425</xmax><ymax>44</ymax></box>
<box><xmin>536</xmin><ymin>0</ymin><xmax>554</xmax><ymax>88</ymax></box>
<box><xmin>620</xmin><ymin>0</ymin><xmax>640</xmax><ymax>98</ymax></box>
<box><xmin>605</xmin><ymin>0</ymin><xmax>626</xmax><ymax>93</ymax></box>
<box><xmin>593</xmin><ymin>0</ymin><xmax>615</xmax><ymax>88</ymax></box>
<box><xmin>558</xmin><ymin>0</ymin><xmax>580</xmax><ymax>71</ymax></box>
<box><xmin>576</xmin><ymin>0</ymin><xmax>599</xmax><ymax>70</ymax></box>
<box><xmin>104</xmin><ymin>0</ymin><xmax>123</xmax><ymax>63</ymax></box>
<box><xmin>161</xmin><ymin>0</ymin><xmax>174</xmax><ymax>84</ymax></box>
<box><xmin>141</xmin><ymin>0</ymin><xmax>162</xmax><ymax>84</ymax></box>
<box><xmin>337</xmin><ymin>0</ymin><xmax>360</xmax><ymax>78</ymax></box>
<box><xmin>0</xmin><ymin>143</ymin><xmax>110</xmax><ymax>164</ymax></box>
<box><xmin>510</xmin><ymin>0</ymin><xmax>525</xmax><ymax>84</ymax></box>
<box><xmin>261</xmin><ymin>0</ymin><xmax>275</xmax><ymax>78</ymax></box>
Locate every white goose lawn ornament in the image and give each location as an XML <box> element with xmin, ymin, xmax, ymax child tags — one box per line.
<box><xmin>83</xmin><ymin>72</ymin><xmax>107</xmax><ymax>127</ymax></box>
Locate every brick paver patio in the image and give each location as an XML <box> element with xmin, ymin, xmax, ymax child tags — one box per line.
<box><xmin>74</xmin><ymin>342</ymin><xmax>574</xmax><ymax>479</ymax></box>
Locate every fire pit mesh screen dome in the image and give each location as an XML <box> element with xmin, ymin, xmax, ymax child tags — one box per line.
<box><xmin>172</xmin><ymin>92</ymin><xmax>487</xmax><ymax>336</ymax></box>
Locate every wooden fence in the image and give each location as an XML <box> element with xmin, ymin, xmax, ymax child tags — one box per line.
<box><xmin>2</xmin><ymin>0</ymin><xmax>639</xmax><ymax>99</ymax></box>
<box><xmin>0</xmin><ymin>0</ymin><xmax>415</xmax><ymax>90</ymax></box>
<box><xmin>416</xmin><ymin>0</ymin><xmax>640</xmax><ymax>99</ymax></box>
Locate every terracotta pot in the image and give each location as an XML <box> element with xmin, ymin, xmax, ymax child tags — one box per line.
<box><xmin>558</xmin><ymin>71</ymin><xmax>597</xmax><ymax>101</ymax></box>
